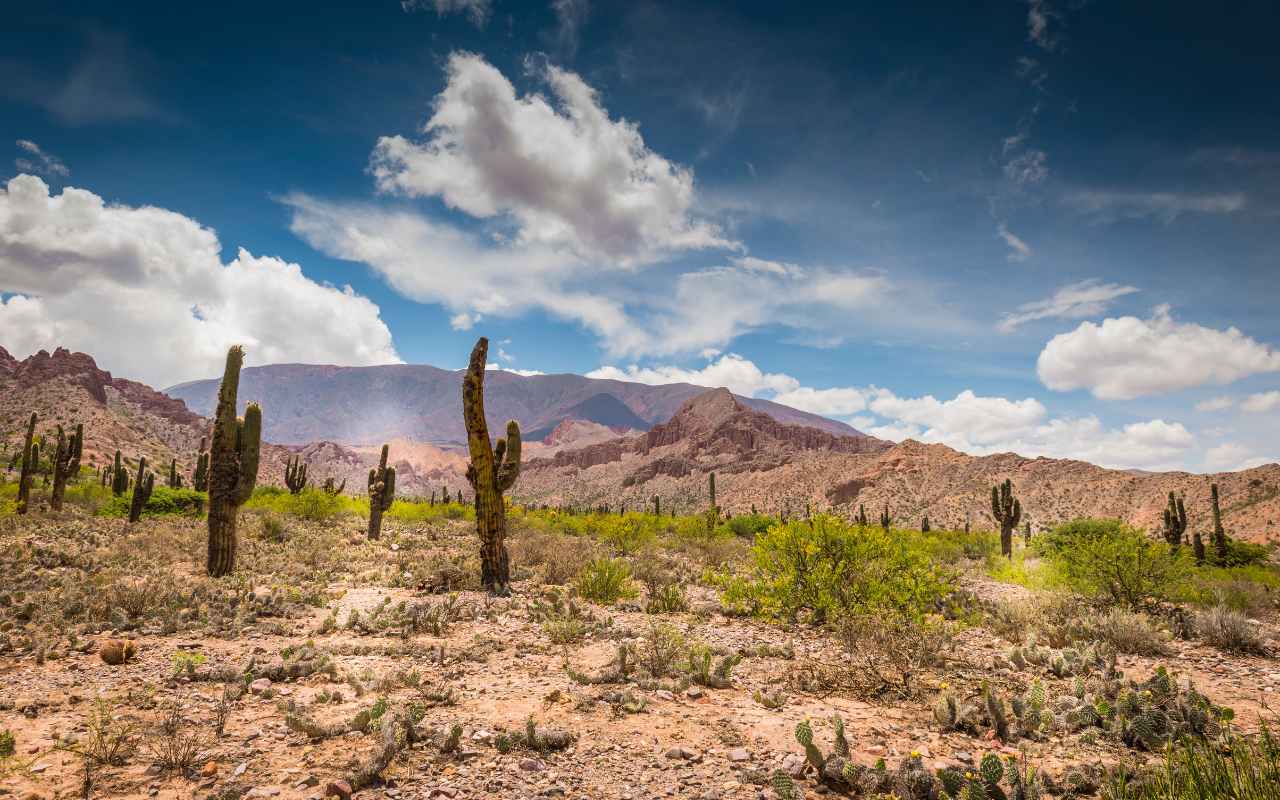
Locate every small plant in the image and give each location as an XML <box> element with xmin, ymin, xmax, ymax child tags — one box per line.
<box><xmin>573</xmin><ymin>557</ymin><xmax>637</xmax><ymax>604</ymax></box>
<box><xmin>638</xmin><ymin>621</ymin><xmax>686</xmax><ymax>678</ymax></box>
<box><xmin>684</xmin><ymin>643</ymin><xmax>741</xmax><ymax>688</ymax></box>
<box><xmin>147</xmin><ymin>703</ymin><xmax>205</xmax><ymax>774</ymax></box>
<box><xmin>1193</xmin><ymin>605</ymin><xmax>1268</xmax><ymax>654</ymax></box>
<box><xmin>753</xmin><ymin>687</ymin><xmax>788</xmax><ymax>709</ymax></box>
<box><xmin>170</xmin><ymin>650</ymin><xmax>208</xmax><ymax>677</ymax></box>
<box><xmin>0</xmin><ymin>729</ymin><xmax>15</xmax><ymax>758</ymax></box>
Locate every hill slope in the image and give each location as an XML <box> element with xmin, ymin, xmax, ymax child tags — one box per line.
<box><xmin>165</xmin><ymin>363</ymin><xmax>867</xmax><ymax>445</ymax></box>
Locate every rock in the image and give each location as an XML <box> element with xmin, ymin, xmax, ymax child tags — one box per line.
<box><xmin>781</xmin><ymin>753</ymin><xmax>806</xmax><ymax>778</ymax></box>
<box><xmin>686</xmin><ymin>687</ymin><xmax>705</xmax><ymax>699</ymax></box>
<box><xmin>98</xmin><ymin>638</ymin><xmax>135</xmax><ymax>665</ymax></box>
<box><xmin>245</xmin><ymin>787</ymin><xmax>281</xmax><ymax>798</ymax></box>
<box><xmin>665</xmin><ymin>747</ymin><xmax>700</xmax><ymax>761</ymax></box>
<box><xmin>728</xmin><ymin>748</ymin><xmax>750</xmax><ymax>763</ymax></box>
<box><xmin>250</xmin><ymin>678</ymin><xmax>273</xmax><ymax>694</ymax></box>
<box><xmin>234</xmin><ymin>762</ymin><xmax>249</xmax><ymax>777</ymax></box>
<box><xmin>325</xmin><ymin>779</ymin><xmax>353</xmax><ymax>800</ymax></box>
<box><xmin>519</xmin><ymin>758</ymin><xmax>544</xmax><ymax>772</ymax></box>
<box><xmin>430</xmin><ymin>789</ymin><xmax>457</xmax><ymax>798</ymax></box>
<box><xmin>655</xmin><ymin>690</ymin><xmax>676</xmax><ymax>702</ymax></box>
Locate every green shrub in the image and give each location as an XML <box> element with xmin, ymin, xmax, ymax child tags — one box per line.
<box><xmin>573</xmin><ymin>558</ymin><xmax>638</xmax><ymax>604</ymax></box>
<box><xmin>100</xmin><ymin>486</ymin><xmax>206</xmax><ymax>519</ymax></box>
<box><xmin>245</xmin><ymin>486</ymin><xmax>361</xmax><ymax>521</ymax></box>
<box><xmin>1104</xmin><ymin>725</ymin><xmax>1280</xmax><ymax>799</ymax></box>
<box><xmin>1036</xmin><ymin>519</ymin><xmax>1190</xmax><ymax>608</ymax></box>
<box><xmin>717</xmin><ymin>516</ymin><xmax>953</xmax><ymax>623</ymax></box>
<box><xmin>726</xmin><ymin>514</ymin><xmax>775</xmax><ymax>538</ymax></box>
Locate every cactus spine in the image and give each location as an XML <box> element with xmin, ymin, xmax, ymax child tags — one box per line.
<box><xmin>285</xmin><ymin>455</ymin><xmax>308</xmax><ymax>495</ymax></box>
<box><xmin>206</xmin><ymin>346</ymin><xmax>262</xmax><ymax>578</ymax></box>
<box><xmin>192</xmin><ymin>438</ymin><xmax>209</xmax><ymax>492</ymax></box>
<box><xmin>16</xmin><ymin>412</ymin><xmax>37</xmax><ymax>515</ymax></box>
<box><xmin>111</xmin><ymin>450</ymin><xmax>129</xmax><ymax>496</ymax></box>
<box><xmin>366</xmin><ymin>444</ymin><xmax>395</xmax><ymax>539</ymax></box>
<box><xmin>128</xmin><ymin>456</ymin><xmax>154</xmax><ymax>523</ymax></box>
<box><xmin>49</xmin><ymin>423</ymin><xmax>83</xmax><ymax>511</ymax></box>
<box><xmin>992</xmin><ymin>478</ymin><xmax>1022</xmax><ymax>558</ymax></box>
<box><xmin>462</xmin><ymin>337</ymin><xmax>522</xmax><ymax>594</ymax></box>
<box><xmin>1161</xmin><ymin>491</ymin><xmax>1187</xmax><ymax>548</ymax></box>
<box><xmin>1210</xmin><ymin>483</ymin><xmax>1227</xmax><ymax>564</ymax></box>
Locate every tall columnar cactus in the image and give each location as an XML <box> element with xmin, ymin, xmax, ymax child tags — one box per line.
<box><xmin>128</xmin><ymin>456</ymin><xmax>155</xmax><ymax>523</ymax></box>
<box><xmin>463</xmin><ymin>337</ymin><xmax>521</xmax><ymax>594</ymax></box>
<box><xmin>856</xmin><ymin>504</ymin><xmax>868</xmax><ymax>526</ymax></box>
<box><xmin>1210</xmin><ymin>483</ymin><xmax>1228</xmax><ymax>564</ymax></box>
<box><xmin>285</xmin><ymin>455</ymin><xmax>308</xmax><ymax>495</ymax></box>
<box><xmin>366</xmin><ymin>444</ymin><xmax>396</xmax><ymax>539</ymax></box>
<box><xmin>16</xmin><ymin>412</ymin><xmax>37</xmax><ymax>515</ymax></box>
<box><xmin>653</xmin><ymin>495</ymin><xmax>660</xmax><ymax>516</ymax></box>
<box><xmin>921</xmin><ymin>515</ymin><xmax>930</xmax><ymax>533</ymax></box>
<box><xmin>192</xmin><ymin>438</ymin><xmax>209</xmax><ymax>492</ymax></box>
<box><xmin>322</xmin><ymin>476</ymin><xmax>345</xmax><ymax>496</ymax></box>
<box><xmin>1162</xmin><ymin>491</ymin><xmax>1187</xmax><ymax>548</ymax></box>
<box><xmin>1023</xmin><ymin>520</ymin><xmax>1032</xmax><ymax>545</ymax></box>
<box><xmin>111</xmin><ymin>450</ymin><xmax>129</xmax><ymax>496</ymax></box>
<box><xmin>1192</xmin><ymin>529</ymin><xmax>1206</xmax><ymax>564</ymax></box>
<box><xmin>992</xmin><ymin>478</ymin><xmax>1022</xmax><ymax>558</ymax></box>
<box><xmin>168</xmin><ymin>457</ymin><xmax>183</xmax><ymax>489</ymax></box>
<box><xmin>879</xmin><ymin>505</ymin><xmax>891</xmax><ymax>531</ymax></box>
<box><xmin>964</xmin><ymin>513</ymin><xmax>971</xmax><ymax>535</ymax></box>
<box><xmin>206</xmin><ymin>346</ymin><xmax>262</xmax><ymax>578</ymax></box>
<box><xmin>49</xmin><ymin>423</ymin><xmax>83</xmax><ymax>511</ymax></box>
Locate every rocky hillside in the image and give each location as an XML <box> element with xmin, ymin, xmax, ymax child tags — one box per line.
<box><xmin>519</xmin><ymin>389</ymin><xmax>1280</xmax><ymax>543</ymax></box>
<box><xmin>165</xmin><ymin>362</ymin><xmax>867</xmax><ymax>445</ymax></box>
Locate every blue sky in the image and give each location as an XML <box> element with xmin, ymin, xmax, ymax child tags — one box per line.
<box><xmin>2</xmin><ymin>0</ymin><xmax>1278</xmax><ymax>472</ymax></box>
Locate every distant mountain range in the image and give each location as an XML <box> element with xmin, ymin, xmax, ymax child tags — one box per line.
<box><xmin>165</xmin><ymin>362</ymin><xmax>867</xmax><ymax>445</ymax></box>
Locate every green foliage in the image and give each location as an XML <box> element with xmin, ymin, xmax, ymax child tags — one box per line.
<box><xmin>1103</xmin><ymin>724</ymin><xmax>1280</xmax><ymax>800</ymax></box>
<box><xmin>1036</xmin><ymin>519</ymin><xmax>1191</xmax><ymax>608</ymax></box>
<box><xmin>573</xmin><ymin>557</ymin><xmax>638</xmax><ymax>604</ymax></box>
<box><xmin>245</xmin><ymin>486</ymin><xmax>362</xmax><ymax>521</ymax></box>
<box><xmin>716</xmin><ymin>516</ymin><xmax>954</xmax><ymax>623</ymax></box>
<box><xmin>726</xmin><ymin>513</ymin><xmax>774</xmax><ymax>538</ymax></box>
<box><xmin>100</xmin><ymin>486</ymin><xmax>206</xmax><ymax>519</ymax></box>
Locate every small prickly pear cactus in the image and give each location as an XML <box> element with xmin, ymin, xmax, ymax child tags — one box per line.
<box><xmin>50</xmin><ymin>422</ymin><xmax>83</xmax><ymax>511</ymax></box>
<box><xmin>128</xmin><ymin>456</ymin><xmax>155</xmax><ymax>523</ymax></box>
<box><xmin>285</xmin><ymin>455</ymin><xmax>308</xmax><ymax>495</ymax></box>
<box><xmin>367</xmin><ymin>444</ymin><xmax>395</xmax><ymax>539</ymax></box>
<box><xmin>795</xmin><ymin>718</ymin><xmax>825</xmax><ymax>771</ymax></box>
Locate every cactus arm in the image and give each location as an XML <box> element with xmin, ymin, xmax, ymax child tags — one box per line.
<box><xmin>463</xmin><ymin>338</ymin><xmax>496</xmax><ymax>485</ymax></box>
<box><xmin>496</xmin><ymin>420</ymin><xmax>522</xmax><ymax>492</ymax></box>
<box><xmin>232</xmin><ymin>402</ymin><xmax>262</xmax><ymax>504</ymax></box>
<box><xmin>382</xmin><ymin>466</ymin><xmax>396</xmax><ymax>510</ymax></box>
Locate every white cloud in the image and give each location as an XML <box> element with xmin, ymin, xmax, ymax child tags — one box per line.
<box><xmin>547</xmin><ymin>0</ymin><xmax>590</xmax><ymax>57</ymax></box>
<box><xmin>1004</xmin><ymin>149</ymin><xmax>1049</xmax><ymax>186</ymax></box>
<box><xmin>868</xmin><ymin>389</ymin><xmax>1048</xmax><ymax>448</ymax></box>
<box><xmin>15</xmin><ymin>140</ymin><xmax>69</xmax><ymax>177</ymax></box>
<box><xmin>401</xmin><ymin>0</ymin><xmax>492</xmax><ymax>27</ymax></box>
<box><xmin>1064</xmin><ymin>190</ymin><xmax>1246</xmax><ymax>223</ymax></box>
<box><xmin>1204</xmin><ymin>442</ymin><xmax>1276</xmax><ymax>472</ymax></box>
<box><xmin>1026</xmin><ymin>0</ymin><xmax>1059</xmax><ymax>51</ymax></box>
<box><xmin>998</xmin><ymin>279</ymin><xmax>1139</xmax><ymax>333</ymax></box>
<box><xmin>1194</xmin><ymin>395</ymin><xmax>1235</xmax><ymax>412</ymax></box>
<box><xmin>586</xmin><ymin>353</ymin><xmax>800</xmax><ymax>397</ymax></box>
<box><xmin>996</xmin><ymin>222</ymin><xmax>1032</xmax><ymax>262</ymax></box>
<box><xmin>1241</xmin><ymin>391</ymin><xmax>1280</xmax><ymax>414</ymax></box>
<box><xmin>485</xmin><ymin>363</ymin><xmax>545</xmax><ymax>377</ymax></box>
<box><xmin>0</xmin><ymin>174</ymin><xmax>400</xmax><ymax>388</ymax></box>
<box><xmin>1037</xmin><ymin>305</ymin><xmax>1280</xmax><ymax>400</ymax></box>
<box><xmin>369</xmin><ymin>52</ymin><xmax>736</xmax><ymax>266</ymax></box>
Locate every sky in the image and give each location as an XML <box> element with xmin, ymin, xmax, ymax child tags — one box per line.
<box><xmin>1</xmin><ymin>0</ymin><xmax>1278</xmax><ymax>473</ymax></box>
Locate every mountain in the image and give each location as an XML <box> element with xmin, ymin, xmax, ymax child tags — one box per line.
<box><xmin>518</xmin><ymin>388</ymin><xmax>1280</xmax><ymax>543</ymax></box>
<box><xmin>165</xmin><ymin>363</ymin><xmax>867</xmax><ymax>445</ymax></box>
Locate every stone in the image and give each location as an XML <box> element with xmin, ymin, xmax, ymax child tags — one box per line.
<box><xmin>665</xmin><ymin>747</ymin><xmax>700</xmax><ymax>761</ymax></box>
<box><xmin>325</xmin><ymin>779</ymin><xmax>353</xmax><ymax>800</ymax></box>
<box><xmin>234</xmin><ymin>762</ymin><xmax>249</xmax><ymax>777</ymax></box>
<box><xmin>519</xmin><ymin>758</ymin><xmax>544</xmax><ymax>772</ymax></box>
<box><xmin>655</xmin><ymin>690</ymin><xmax>675</xmax><ymax>702</ymax></box>
<box><xmin>728</xmin><ymin>748</ymin><xmax>750</xmax><ymax>763</ymax></box>
<box><xmin>686</xmin><ymin>687</ymin><xmax>705</xmax><ymax>700</ymax></box>
<box><xmin>250</xmin><ymin>678</ymin><xmax>273</xmax><ymax>694</ymax></box>
<box><xmin>781</xmin><ymin>753</ymin><xmax>806</xmax><ymax>778</ymax></box>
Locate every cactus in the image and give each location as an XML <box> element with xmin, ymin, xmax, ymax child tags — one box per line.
<box><xmin>992</xmin><ymin>478</ymin><xmax>1022</xmax><ymax>558</ymax></box>
<box><xmin>167</xmin><ymin>457</ymin><xmax>183</xmax><ymax>489</ymax></box>
<box><xmin>965</xmin><ymin>513</ymin><xmax>971</xmax><ymax>535</ymax></box>
<box><xmin>1210</xmin><ymin>483</ymin><xmax>1228</xmax><ymax>564</ymax></box>
<box><xmin>192</xmin><ymin>438</ymin><xmax>209</xmax><ymax>492</ymax></box>
<box><xmin>463</xmin><ymin>338</ymin><xmax>522</xmax><ymax>594</ymax></box>
<box><xmin>322</xmin><ymin>476</ymin><xmax>345</xmax><ymax>496</ymax></box>
<box><xmin>128</xmin><ymin>456</ymin><xmax>155</xmax><ymax>523</ymax></box>
<box><xmin>795</xmin><ymin>718</ymin><xmax>825</xmax><ymax>771</ymax></box>
<box><xmin>285</xmin><ymin>455</ymin><xmax>308</xmax><ymax>495</ymax></box>
<box><xmin>1023</xmin><ymin>520</ymin><xmax>1032</xmax><ymax>545</ymax></box>
<box><xmin>856</xmin><ymin>504</ymin><xmax>868</xmax><ymax>526</ymax></box>
<box><xmin>879</xmin><ymin>504</ymin><xmax>891</xmax><ymax>531</ymax></box>
<box><xmin>652</xmin><ymin>495</ymin><xmax>660</xmax><ymax>516</ymax></box>
<box><xmin>367</xmin><ymin>444</ymin><xmax>396</xmax><ymax>539</ymax></box>
<box><xmin>16</xmin><ymin>412</ymin><xmax>37</xmax><ymax>515</ymax></box>
<box><xmin>111</xmin><ymin>450</ymin><xmax>129</xmax><ymax>496</ymax></box>
<box><xmin>983</xmin><ymin>680</ymin><xmax>1011</xmax><ymax>742</ymax></box>
<box><xmin>1192</xmin><ymin>528</ymin><xmax>1206</xmax><ymax>564</ymax></box>
<box><xmin>206</xmin><ymin>346</ymin><xmax>262</xmax><ymax>578</ymax></box>
<box><xmin>1161</xmin><ymin>491</ymin><xmax>1187</xmax><ymax>547</ymax></box>
<box><xmin>49</xmin><ymin>422</ymin><xmax>83</xmax><ymax>511</ymax></box>
<box><xmin>921</xmin><ymin>514</ymin><xmax>930</xmax><ymax>532</ymax></box>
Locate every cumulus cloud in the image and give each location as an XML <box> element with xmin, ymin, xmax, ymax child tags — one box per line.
<box><xmin>1242</xmin><ymin>391</ymin><xmax>1280</xmax><ymax>414</ymax></box>
<box><xmin>485</xmin><ymin>363</ymin><xmax>545</xmax><ymax>377</ymax></box>
<box><xmin>1194</xmin><ymin>396</ymin><xmax>1235</xmax><ymax>412</ymax></box>
<box><xmin>401</xmin><ymin>0</ymin><xmax>492</xmax><ymax>27</ymax></box>
<box><xmin>369</xmin><ymin>52</ymin><xmax>736</xmax><ymax>265</ymax></box>
<box><xmin>1064</xmin><ymin>190</ymin><xmax>1246</xmax><ymax>223</ymax></box>
<box><xmin>1204</xmin><ymin>442</ymin><xmax>1277</xmax><ymax>472</ymax></box>
<box><xmin>996</xmin><ymin>222</ymin><xmax>1032</xmax><ymax>262</ymax></box>
<box><xmin>587</xmin><ymin>352</ymin><xmax>1195</xmax><ymax>469</ymax></box>
<box><xmin>0</xmin><ymin>174</ymin><xmax>400</xmax><ymax>388</ymax></box>
<box><xmin>998</xmin><ymin>279</ymin><xmax>1139</xmax><ymax>333</ymax></box>
<box><xmin>1037</xmin><ymin>305</ymin><xmax>1280</xmax><ymax>400</ymax></box>
<box><xmin>15</xmin><ymin>140</ymin><xmax>69</xmax><ymax>177</ymax></box>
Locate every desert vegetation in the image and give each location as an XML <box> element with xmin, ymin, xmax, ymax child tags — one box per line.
<box><xmin>1</xmin><ymin>339</ymin><xmax>1278</xmax><ymax>800</ymax></box>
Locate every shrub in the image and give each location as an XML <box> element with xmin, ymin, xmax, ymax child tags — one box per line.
<box><xmin>718</xmin><ymin>516</ymin><xmax>953</xmax><ymax>623</ymax></box>
<box><xmin>1192</xmin><ymin>606</ymin><xmax>1269</xmax><ymax>655</ymax></box>
<box><xmin>1176</xmin><ymin>564</ymin><xmax>1280</xmax><ymax>616</ymax></box>
<box><xmin>836</xmin><ymin>612</ymin><xmax>952</xmax><ymax>698</ymax></box>
<box><xmin>638</xmin><ymin>621</ymin><xmax>686</xmax><ymax>677</ymax></box>
<box><xmin>1104</xmin><ymin>725</ymin><xmax>1280</xmax><ymax>799</ymax></box>
<box><xmin>1036</xmin><ymin>519</ymin><xmax>1190</xmax><ymax>609</ymax></box>
<box><xmin>1084</xmin><ymin>608</ymin><xmax>1170</xmax><ymax>656</ymax></box>
<box><xmin>100</xmin><ymin>486</ymin><xmax>206</xmax><ymax>519</ymax></box>
<box><xmin>573</xmin><ymin>558</ymin><xmax>637</xmax><ymax>604</ymax></box>
<box><xmin>510</xmin><ymin>530</ymin><xmax>593</xmax><ymax>585</ymax></box>
<box><xmin>726</xmin><ymin>514</ymin><xmax>774</xmax><ymax>538</ymax></box>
